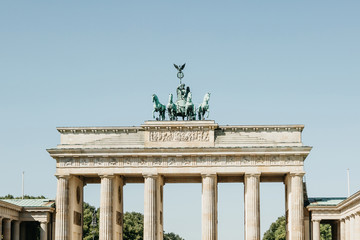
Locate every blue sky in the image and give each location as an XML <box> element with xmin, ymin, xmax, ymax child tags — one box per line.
<box><xmin>1</xmin><ymin>1</ymin><xmax>359</xmax><ymax>239</ymax></box>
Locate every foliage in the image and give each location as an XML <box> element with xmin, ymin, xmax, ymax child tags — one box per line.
<box><xmin>82</xmin><ymin>204</ymin><xmax>184</xmax><ymax>240</ymax></box>
<box><xmin>0</xmin><ymin>194</ymin><xmax>46</xmax><ymax>199</ymax></box>
<box><xmin>164</xmin><ymin>232</ymin><xmax>185</xmax><ymax>240</ymax></box>
<box><xmin>263</xmin><ymin>216</ymin><xmax>332</xmax><ymax>240</ymax></box>
<box><xmin>123</xmin><ymin>212</ymin><xmax>144</xmax><ymax>240</ymax></box>
<box><xmin>83</xmin><ymin>202</ymin><xmax>99</xmax><ymax>240</ymax></box>
<box><xmin>263</xmin><ymin>216</ymin><xmax>286</xmax><ymax>240</ymax></box>
<box><xmin>320</xmin><ymin>224</ymin><xmax>332</xmax><ymax>240</ymax></box>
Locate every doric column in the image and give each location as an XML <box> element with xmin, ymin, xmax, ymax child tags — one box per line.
<box><xmin>345</xmin><ymin>216</ymin><xmax>351</xmax><ymax>240</ymax></box>
<box><xmin>355</xmin><ymin>212</ymin><xmax>360</xmax><ymax>240</ymax></box>
<box><xmin>340</xmin><ymin>218</ymin><xmax>346</xmax><ymax>240</ymax></box>
<box><xmin>143</xmin><ymin>174</ymin><xmax>158</xmax><ymax>240</ymax></box>
<box><xmin>157</xmin><ymin>176</ymin><xmax>164</xmax><ymax>240</ymax></box>
<box><xmin>3</xmin><ymin>219</ymin><xmax>12</xmax><ymax>240</ymax></box>
<box><xmin>244</xmin><ymin>173</ymin><xmax>260</xmax><ymax>240</ymax></box>
<box><xmin>312</xmin><ymin>220</ymin><xmax>320</xmax><ymax>240</ymax></box>
<box><xmin>201</xmin><ymin>173</ymin><xmax>217</xmax><ymax>240</ymax></box>
<box><xmin>286</xmin><ymin>173</ymin><xmax>305</xmax><ymax>240</ymax></box>
<box><xmin>55</xmin><ymin>175</ymin><xmax>69</xmax><ymax>240</ymax></box>
<box><xmin>99</xmin><ymin>175</ymin><xmax>114</xmax><ymax>240</ymax></box>
<box><xmin>40</xmin><ymin>221</ymin><xmax>48</xmax><ymax>240</ymax></box>
<box><xmin>350</xmin><ymin>214</ymin><xmax>356</xmax><ymax>240</ymax></box>
<box><xmin>13</xmin><ymin>220</ymin><xmax>20</xmax><ymax>240</ymax></box>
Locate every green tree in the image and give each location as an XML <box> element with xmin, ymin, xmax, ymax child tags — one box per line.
<box><xmin>82</xmin><ymin>203</ymin><xmax>184</xmax><ymax>240</ymax></box>
<box><xmin>263</xmin><ymin>216</ymin><xmax>286</xmax><ymax>240</ymax></box>
<box><xmin>320</xmin><ymin>224</ymin><xmax>332</xmax><ymax>240</ymax></box>
<box><xmin>164</xmin><ymin>232</ymin><xmax>185</xmax><ymax>240</ymax></box>
<box><xmin>263</xmin><ymin>216</ymin><xmax>332</xmax><ymax>240</ymax></box>
<box><xmin>123</xmin><ymin>212</ymin><xmax>144</xmax><ymax>240</ymax></box>
<box><xmin>83</xmin><ymin>202</ymin><xmax>99</xmax><ymax>240</ymax></box>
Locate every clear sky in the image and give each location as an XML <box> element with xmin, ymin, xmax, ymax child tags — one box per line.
<box><xmin>1</xmin><ymin>1</ymin><xmax>359</xmax><ymax>239</ymax></box>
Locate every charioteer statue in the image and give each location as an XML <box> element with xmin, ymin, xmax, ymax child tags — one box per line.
<box><xmin>152</xmin><ymin>64</ymin><xmax>210</xmax><ymax>121</ymax></box>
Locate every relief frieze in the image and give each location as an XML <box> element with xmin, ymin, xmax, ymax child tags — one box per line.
<box><xmin>149</xmin><ymin>130</ymin><xmax>210</xmax><ymax>142</ymax></box>
<box><xmin>57</xmin><ymin>155</ymin><xmax>304</xmax><ymax>168</ymax></box>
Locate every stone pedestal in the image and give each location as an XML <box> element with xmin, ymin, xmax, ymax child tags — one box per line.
<box><xmin>202</xmin><ymin>174</ymin><xmax>217</xmax><ymax>240</ymax></box>
<box><xmin>13</xmin><ymin>221</ymin><xmax>20</xmax><ymax>240</ymax></box>
<box><xmin>55</xmin><ymin>175</ymin><xmax>69</xmax><ymax>240</ymax></box>
<box><xmin>3</xmin><ymin>219</ymin><xmax>11</xmax><ymax>240</ymax></box>
<box><xmin>100</xmin><ymin>175</ymin><xmax>114</xmax><ymax>240</ymax></box>
<box><xmin>40</xmin><ymin>222</ymin><xmax>48</xmax><ymax>240</ymax></box>
<box><xmin>244</xmin><ymin>173</ymin><xmax>260</xmax><ymax>240</ymax></box>
<box><xmin>144</xmin><ymin>174</ymin><xmax>158</xmax><ymax>240</ymax></box>
<box><xmin>312</xmin><ymin>220</ymin><xmax>320</xmax><ymax>240</ymax></box>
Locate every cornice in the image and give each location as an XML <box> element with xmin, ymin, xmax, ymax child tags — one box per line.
<box><xmin>47</xmin><ymin>146</ymin><xmax>312</xmax><ymax>158</ymax></box>
<box><xmin>57</xmin><ymin>126</ymin><xmax>142</xmax><ymax>134</ymax></box>
<box><xmin>218</xmin><ymin>125</ymin><xmax>304</xmax><ymax>132</ymax></box>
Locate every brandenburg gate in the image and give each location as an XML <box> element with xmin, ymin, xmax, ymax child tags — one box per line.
<box><xmin>48</xmin><ymin>65</ymin><xmax>311</xmax><ymax>240</ymax></box>
<box><xmin>48</xmin><ymin>120</ymin><xmax>311</xmax><ymax>240</ymax></box>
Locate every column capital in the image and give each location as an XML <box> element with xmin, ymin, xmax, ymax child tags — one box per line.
<box><xmin>55</xmin><ymin>174</ymin><xmax>71</xmax><ymax>180</ymax></box>
<box><xmin>201</xmin><ymin>173</ymin><xmax>217</xmax><ymax>178</ymax></box>
<box><xmin>143</xmin><ymin>173</ymin><xmax>158</xmax><ymax>178</ymax></box>
<box><xmin>244</xmin><ymin>172</ymin><xmax>261</xmax><ymax>178</ymax></box>
<box><xmin>312</xmin><ymin>219</ymin><xmax>321</xmax><ymax>223</ymax></box>
<box><xmin>99</xmin><ymin>174</ymin><xmax>115</xmax><ymax>179</ymax></box>
<box><xmin>289</xmin><ymin>172</ymin><xmax>305</xmax><ymax>177</ymax></box>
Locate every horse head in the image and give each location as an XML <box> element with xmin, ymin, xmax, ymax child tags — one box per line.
<box><xmin>204</xmin><ymin>93</ymin><xmax>210</xmax><ymax>103</ymax></box>
<box><xmin>152</xmin><ymin>94</ymin><xmax>157</xmax><ymax>103</ymax></box>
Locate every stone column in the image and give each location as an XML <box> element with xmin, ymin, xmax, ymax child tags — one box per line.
<box><xmin>143</xmin><ymin>174</ymin><xmax>158</xmax><ymax>240</ymax></box>
<box><xmin>202</xmin><ymin>174</ymin><xmax>217</xmax><ymax>240</ymax></box>
<box><xmin>3</xmin><ymin>219</ymin><xmax>12</xmax><ymax>240</ymax></box>
<box><xmin>286</xmin><ymin>173</ymin><xmax>305</xmax><ymax>240</ymax></box>
<box><xmin>244</xmin><ymin>173</ymin><xmax>260</xmax><ymax>240</ymax></box>
<box><xmin>345</xmin><ymin>216</ymin><xmax>351</xmax><ymax>240</ymax></box>
<box><xmin>312</xmin><ymin>220</ymin><xmax>320</xmax><ymax>240</ymax></box>
<box><xmin>355</xmin><ymin>212</ymin><xmax>360</xmax><ymax>240</ymax></box>
<box><xmin>340</xmin><ymin>218</ymin><xmax>346</xmax><ymax>240</ymax></box>
<box><xmin>157</xmin><ymin>176</ymin><xmax>164</xmax><ymax>240</ymax></box>
<box><xmin>99</xmin><ymin>175</ymin><xmax>114</xmax><ymax>240</ymax></box>
<box><xmin>55</xmin><ymin>175</ymin><xmax>69</xmax><ymax>240</ymax></box>
<box><xmin>350</xmin><ymin>214</ymin><xmax>356</xmax><ymax>240</ymax></box>
<box><xmin>13</xmin><ymin>220</ymin><xmax>20</xmax><ymax>240</ymax></box>
<box><xmin>40</xmin><ymin>221</ymin><xmax>48</xmax><ymax>240</ymax></box>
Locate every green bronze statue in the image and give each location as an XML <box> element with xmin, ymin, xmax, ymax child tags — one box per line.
<box><xmin>152</xmin><ymin>94</ymin><xmax>166</xmax><ymax>120</ymax></box>
<box><xmin>152</xmin><ymin>64</ymin><xmax>211</xmax><ymax>121</ymax></box>
<box><xmin>198</xmin><ymin>93</ymin><xmax>210</xmax><ymax>120</ymax></box>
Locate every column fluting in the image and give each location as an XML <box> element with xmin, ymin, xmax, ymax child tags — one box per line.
<box><xmin>55</xmin><ymin>175</ymin><xmax>69</xmax><ymax>240</ymax></box>
<box><xmin>99</xmin><ymin>175</ymin><xmax>114</xmax><ymax>240</ymax></box>
<box><xmin>288</xmin><ymin>173</ymin><xmax>305</xmax><ymax>240</ymax></box>
<box><xmin>312</xmin><ymin>220</ymin><xmax>320</xmax><ymax>240</ymax></box>
<box><xmin>201</xmin><ymin>174</ymin><xmax>217</xmax><ymax>240</ymax></box>
<box><xmin>355</xmin><ymin>213</ymin><xmax>360</xmax><ymax>240</ymax></box>
<box><xmin>244</xmin><ymin>173</ymin><xmax>260</xmax><ymax>240</ymax></box>
<box><xmin>143</xmin><ymin>174</ymin><xmax>158</xmax><ymax>240</ymax></box>
<box><xmin>0</xmin><ymin>217</ymin><xmax>3</xmax><ymax>240</ymax></box>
